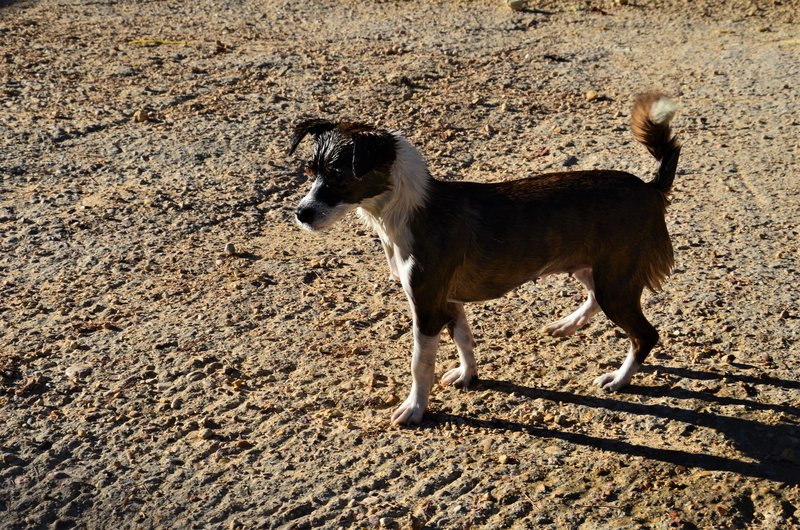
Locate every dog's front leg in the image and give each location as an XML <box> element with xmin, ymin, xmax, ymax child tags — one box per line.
<box><xmin>381</xmin><ymin>240</ymin><xmax>401</xmax><ymax>282</ymax></box>
<box><xmin>391</xmin><ymin>321</ymin><xmax>440</xmax><ymax>426</ymax></box>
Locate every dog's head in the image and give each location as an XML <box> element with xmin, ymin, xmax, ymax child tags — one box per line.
<box><xmin>289</xmin><ymin>119</ymin><xmax>397</xmax><ymax>231</ymax></box>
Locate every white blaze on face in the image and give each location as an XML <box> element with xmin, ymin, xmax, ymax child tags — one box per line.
<box><xmin>295</xmin><ymin>179</ymin><xmax>355</xmax><ymax>231</ymax></box>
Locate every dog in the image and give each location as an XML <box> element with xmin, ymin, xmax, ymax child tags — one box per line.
<box><xmin>290</xmin><ymin>92</ymin><xmax>681</xmax><ymax>425</ymax></box>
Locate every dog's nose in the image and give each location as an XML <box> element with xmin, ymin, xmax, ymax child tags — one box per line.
<box><xmin>296</xmin><ymin>206</ymin><xmax>316</xmax><ymax>225</ymax></box>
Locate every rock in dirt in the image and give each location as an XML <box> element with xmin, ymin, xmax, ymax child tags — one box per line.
<box><xmin>199</xmin><ymin>428</ymin><xmax>215</xmax><ymax>440</ymax></box>
<box><xmin>562</xmin><ymin>155</ymin><xmax>579</xmax><ymax>167</ymax></box>
<box><xmin>132</xmin><ymin>109</ymin><xmax>152</xmax><ymax>123</ymax></box>
<box><xmin>65</xmin><ymin>363</ymin><xmax>92</xmax><ymax>379</ymax></box>
<box><xmin>498</xmin><ymin>454</ymin><xmax>513</xmax><ymax>464</ymax></box>
<box><xmin>544</xmin><ymin>445</ymin><xmax>565</xmax><ymax>456</ymax></box>
<box><xmin>780</xmin><ymin>447</ymin><xmax>799</xmax><ymax>464</ymax></box>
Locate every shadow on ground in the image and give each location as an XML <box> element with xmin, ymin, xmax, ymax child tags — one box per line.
<box><xmin>427</xmin><ymin>367</ymin><xmax>800</xmax><ymax>485</ymax></box>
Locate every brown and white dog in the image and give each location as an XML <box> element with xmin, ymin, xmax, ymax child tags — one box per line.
<box><xmin>291</xmin><ymin>93</ymin><xmax>681</xmax><ymax>425</ymax></box>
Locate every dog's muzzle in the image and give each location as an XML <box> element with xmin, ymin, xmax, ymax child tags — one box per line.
<box><xmin>296</xmin><ymin>206</ymin><xmax>316</xmax><ymax>225</ymax></box>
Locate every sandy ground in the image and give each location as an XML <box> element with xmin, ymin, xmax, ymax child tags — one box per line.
<box><xmin>2</xmin><ymin>0</ymin><xmax>800</xmax><ymax>528</ymax></box>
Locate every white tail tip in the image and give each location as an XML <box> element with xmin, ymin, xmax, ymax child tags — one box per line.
<box><xmin>649</xmin><ymin>97</ymin><xmax>677</xmax><ymax>125</ymax></box>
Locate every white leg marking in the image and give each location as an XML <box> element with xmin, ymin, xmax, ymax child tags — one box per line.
<box><xmin>544</xmin><ymin>268</ymin><xmax>600</xmax><ymax>337</ymax></box>
<box><xmin>392</xmin><ymin>326</ymin><xmax>439</xmax><ymax>426</ymax></box>
<box><xmin>593</xmin><ymin>350</ymin><xmax>641</xmax><ymax>391</ymax></box>
<box><xmin>441</xmin><ymin>304</ymin><xmax>477</xmax><ymax>388</ymax></box>
<box><xmin>381</xmin><ymin>240</ymin><xmax>401</xmax><ymax>282</ymax></box>
<box><xmin>544</xmin><ymin>293</ymin><xmax>600</xmax><ymax>336</ymax></box>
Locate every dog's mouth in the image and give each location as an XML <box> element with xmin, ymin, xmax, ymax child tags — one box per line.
<box><xmin>294</xmin><ymin>213</ymin><xmax>328</xmax><ymax>232</ymax></box>
<box><xmin>294</xmin><ymin>203</ymin><xmax>355</xmax><ymax>232</ymax></box>
<box><xmin>295</xmin><ymin>218</ymin><xmax>317</xmax><ymax>232</ymax></box>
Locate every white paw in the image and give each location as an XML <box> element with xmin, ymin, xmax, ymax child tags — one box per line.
<box><xmin>593</xmin><ymin>370</ymin><xmax>632</xmax><ymax>391</ymax></box>
<box><xmin>544</xmin><ymin>313</ymin><xmax>590</xmax><ymax>337</ymax></box>
<box><xmin>391</xmin><ymin>397</ymin><xmax>426</xmax><ymax>426</ymax></box>
<box><xmin>441</xmin><ymin>365</ymin><xmax>477</xmax><ymax>388</ymax></box>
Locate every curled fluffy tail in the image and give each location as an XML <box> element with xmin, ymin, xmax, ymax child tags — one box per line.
<box><xmin>631</xmin><ymin>92</ymin><xmax>681</xmax><ymax>194</ymax></box>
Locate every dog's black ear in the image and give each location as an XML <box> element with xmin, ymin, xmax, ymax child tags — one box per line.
<box><xmin>288</xmin><ymin>118</ymin><xmax>337</xmax><ymax>155</ymax></box>
<box><xmin>352</xmin><ymin>132</ymin><xmax>396</xmax><ymax>179</ymax></box>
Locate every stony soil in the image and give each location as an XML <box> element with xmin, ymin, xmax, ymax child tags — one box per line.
<box><xmin>2</xmin><ymin>0</ymin><xmax>800</xmax><ymax>528</ymax></box>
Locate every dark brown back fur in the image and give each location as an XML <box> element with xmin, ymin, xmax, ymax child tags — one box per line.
<box><xmin>408</xmin><ymin>170</ymin><xmax>674</xmax><ymax>312</ymax></box>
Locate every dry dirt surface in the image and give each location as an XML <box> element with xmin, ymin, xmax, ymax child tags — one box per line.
<box><xmin>2</xmin><ymin>0</ymin><xmax>800</xmax><ymax>528</ymax></box>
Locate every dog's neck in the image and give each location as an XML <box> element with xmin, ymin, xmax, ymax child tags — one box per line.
<box><xmin>358</xmin><ymin>135</ymin><xmax>430</xmax><ymax>257</ymax></box>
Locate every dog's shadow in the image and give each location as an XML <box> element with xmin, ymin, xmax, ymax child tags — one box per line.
<box><xmin>426</xmin><ymin>365</ymin><xmax>800</xmax><ymax>485</ymax></box>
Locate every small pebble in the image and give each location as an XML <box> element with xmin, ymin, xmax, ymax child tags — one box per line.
<box><xmin>585</xmin><ymin>90</ymin><xmax>600</xmax><ymax>102</ymax></box>
<box><xmin>224</xmin><ymin>242</ymin><xmax>236</xmax><ymax>255</ymax></box>
<box><xmin>562</xmin><ymin>155</ymin><xmax>579</xmax><ymax>167</ymax></box>
<box><xmin>498</xmin><ymin>454</ymin><xmax>516</xmax><ymax>464</ymax></box>
<box><xmin>132</xmin><ymin>109</ymin><xmax>151</xmax><ymax>123</ymax></box>
<box><xmin>65</xmin><ymin>363</ymin><xmax>92</xmax><ymax>379</ymax></box>
<box><xmin>199</xmin><ymin>428</ymin><xmax>214</xmax><ymax>440</ymax></box>
<box><xmin>187</xmin><ymin>370</ymin><xmax>206</xmax><ymax>382</ymax></box>
<box><xmin>780</xmin><ymin>447</ymin><xmax>799</xmax><ymax>464</ymax></box>
<box><xmin>544</xmin><ymin>445</ymin><xmax>564</xmax><ymax>456</ymax></box>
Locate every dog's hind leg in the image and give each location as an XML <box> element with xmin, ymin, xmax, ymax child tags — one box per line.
<box><xmin>591</xmin><ymin>271</ymin><xmax>658</xmax><ymax>391</ymax></box>
<box><xmin>544</xmin><ymin>268</ymin><xmax>601</xmax><ymax>337</ymax></box>
<box><xmin>441</xmin><ymin>303</ymin><xmax>477</xmax><ymax>388</ymax></box>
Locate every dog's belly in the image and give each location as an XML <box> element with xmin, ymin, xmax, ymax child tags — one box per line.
<box><xmin>448</xmin><ymin>270</ymin><xmax>539</xmax><ymax>303</ymax></box>
<box><xmin>448</xmin><ymin>258</ymin><xmax>589</xmax><ymax>303</ymax></box>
